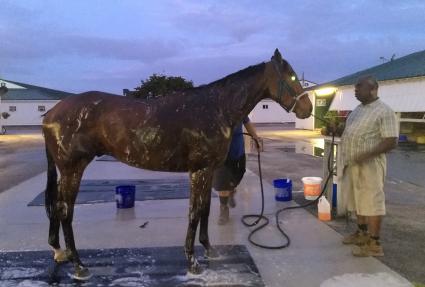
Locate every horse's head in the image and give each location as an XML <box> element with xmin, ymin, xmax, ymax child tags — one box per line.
<box><xmin>264</xmin><ymin>49</ymin><xmax>312</xmax><ymax>119</ymax></box>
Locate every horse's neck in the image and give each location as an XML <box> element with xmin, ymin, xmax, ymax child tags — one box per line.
<box><xmin>214</xmin><ymin>77</ymin><xmax>266</xmax><ymax>127</ymax></box>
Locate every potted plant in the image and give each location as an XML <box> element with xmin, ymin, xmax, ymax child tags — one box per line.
<box><xmin>320</xmin><ymin>111</ymin><xmax>346</xmax><ymax>137</ymax></box>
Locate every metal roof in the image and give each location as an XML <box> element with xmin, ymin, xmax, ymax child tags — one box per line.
<box><xmin>310</xmin><ymin>49</ymin><xmax>425</xmax><ymax>90</ymax></box>
<box><xmin>0</xmin><ymin>79</ymin><xmax>75</xmax><ymax>100</ymax></box>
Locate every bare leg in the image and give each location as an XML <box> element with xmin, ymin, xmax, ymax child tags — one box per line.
<box><xmin>357</xmin><ymin>214</ymin><xmax>369</xmax><ymax>235</ymax></box>
<box><xmin>368</xmin><ymin>216</ymin><xmax>382</xmax><ymax>238</ymax></box>
<box><xmin>218</xmin><ymin>191</ymin><xmax>231</xmax><ymax>225</ymax></box>
<box><xmin>357</xmin><ymin>215</ymin><xmax>367</xmax><ymax>226</ymax></box>
<box><xmin>228</xmin><ymin>188</ymin><xmax>237</xmax><ymax>208</ymax></box>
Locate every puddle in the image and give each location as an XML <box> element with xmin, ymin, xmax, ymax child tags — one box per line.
<box><xmin>276</xmin><ymin>139</ymin><xmax>425</xmax><ymax>159</ymax></box>
<box><xmin>275</xmin><ymin>139</ymin><xmax>325</xmax><ymax>158</ymax></box>
<box><xmin>270</xmin><ymin>138</ymin><xmax>425</xmax><ymax>187</ymax></box>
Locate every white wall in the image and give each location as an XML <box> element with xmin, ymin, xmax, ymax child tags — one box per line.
<box><xmin>0</xmin><ymin>80</ymin><xmax>26</xmax><ymax>89</ymax></box>
<box><xmin>1</xmin><ymin>100</ymin><xmax>59</xmax><ymax>126</ymax></box>
<box><xmin>330</xmin><ymin>77</ymin><xmax>425</xmax><ymax>112</ymax></box>
<box><xmin>249</xmin><ymin>99</ymin><xmax>296</xmax><ymax>123</ymax></box>
<box><xmin>249</xmin><ymin>80</ymin><xmax>317</xmax><ymax>124</ymax></box>
<box><xmin>295</xmin><ymin>91</ymin><xmax>315</xmax><ymax>130</ymax></box>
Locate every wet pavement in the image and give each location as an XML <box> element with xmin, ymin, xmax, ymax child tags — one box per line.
<box><xmin>1</xmin><ymin>245</ymin><xmax>264</xmax><ymax>286</ymax></box>
<box><xmin>247</xmin><ymin>123</ymin><xmax>425</xmax><ymax>285</ymax></box>
<box><xmin>254</xmin><ymin>124</ymin><xmax>425</xmax><ymax>188</ymax></box>
<box><xmin>0</xmin><ymin>125</ymin><xmax>423</xmax><ymax>286</ymax></box>
<box><xmin>0</xmin><ymin>129</ymin><xmax>46</xmax><ymax>194</ymax></box>
<box><xmin>387</xmin><ymin>143</ymin><xmax>425</xmax><ymax>187</ymax></box>
<box><xmin>0</xmin><ymin>159</ymin><xmax>412</xmax><ymax>286</ymax></box>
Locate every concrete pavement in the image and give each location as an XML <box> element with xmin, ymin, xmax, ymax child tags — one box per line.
<box><xmin>0</xmin><ymin>158</ymin><xmax>413</xmax><ymax>286</ymax></box>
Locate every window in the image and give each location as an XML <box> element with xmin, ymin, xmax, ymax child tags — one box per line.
<box><xmin>9</xmin><ymin>106</ymin><xmax>16</xmax><ymax>112</ymax></box>
<box><xmin>38</xmin><ymin>105</ymin><xmax>46</xmax><ymax>112</ymax></box>
<box><xmin>262</xmin><ymin>104</ymin><xmax>269</xmax><ymax>109</ymax></box>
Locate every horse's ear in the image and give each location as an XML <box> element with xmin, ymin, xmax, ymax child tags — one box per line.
<box><xmin>272</xmin><ymin>48</ymin><xmax>283</xmax><ymax>63</ymax></box>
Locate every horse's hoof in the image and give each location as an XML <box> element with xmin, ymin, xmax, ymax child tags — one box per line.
<box><xmin>53</xmin><ymin>249</ymin><xmax>69</xmax><ymax>263</ymax></box>
<box><xmin>71</xmin><ymin>266</ymin><xmax>92</xmax><ymax>281</ymax></box>
<box><xmin>205</xmin><ymin>247</ymin><xmax>219</xmax><ymax>258</ymax></box>
<box><xmin>188</xmin><ymin>262</ymin><xmax>203</xmax><ymax>275</ymax></box>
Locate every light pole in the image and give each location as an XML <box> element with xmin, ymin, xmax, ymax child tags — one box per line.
<box><xmin>0</xmin><ymin>82</ymin><xmax>9</xmax><ymax>134</ymax></box>
<box><xmin>0</xmin><ymin>82</ymin><xmax>7</xmax><ymax>95</ymax></box>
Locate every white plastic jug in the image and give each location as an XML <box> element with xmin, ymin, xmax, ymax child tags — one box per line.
<box><xmin>318</xmin><ymin>196</ymin><xmax>331</xmax><ymax>221</ymax></box>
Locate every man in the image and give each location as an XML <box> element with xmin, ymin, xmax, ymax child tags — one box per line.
<box><xmin>340</xmin><ymin>75</ymin><xmax>398</xmax><ymax>257</ymax></box>
<box><xmin>213</xmin><ymin>117</ymin><xmax>259</xmax><ymax>225</ymax></box>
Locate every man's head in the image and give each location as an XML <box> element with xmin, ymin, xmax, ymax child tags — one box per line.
<box><xmin>354</xmin><ymin>75</ymin><xmax>379</xmax><ymax>104</ymax></box>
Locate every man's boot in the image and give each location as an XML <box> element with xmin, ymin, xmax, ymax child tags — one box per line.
<box><xmin>342</xmin><ymin>230</ymin><xmax>369</xmax><ymax>246</ymax></box>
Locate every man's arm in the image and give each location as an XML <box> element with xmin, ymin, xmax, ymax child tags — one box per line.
<box><xmin>355</xmin><ymin>137</ymin><xmax>397</xmax><ymax>164</ymax></box>
<box><xmin>243</xmin><ymin>121</ymin><xmax>261</xmax><ymax>151</ymax></box>
<box><xmin>243</xmin><ymin>121</ymin><xmax>259</xmax><ymax>140</ymax></box>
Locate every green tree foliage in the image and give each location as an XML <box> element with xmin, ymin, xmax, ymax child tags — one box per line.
<box><xmin>133</xmin><ymin>74</ymin><xmax>193</xmax><ymax>99</ymax></box>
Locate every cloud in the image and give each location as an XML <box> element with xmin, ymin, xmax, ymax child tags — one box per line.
<box><xmin>0</xmin><ymin>28</ymin><xmax>182</xmax><ymax>63</ymax></box>
<box><xmin>169</xmin><ymin>1</ymin><xmax>267</xmax><ymax>43</ymax></box>
<box><xmin>1</xmin><ymin>0</ymin><xmax>425</xmax><ymax>93</ymax></box>
<box><xmin>59</xmin><ymin>35</ymin><xmax>183</xmax><ymax>62</ymax></box>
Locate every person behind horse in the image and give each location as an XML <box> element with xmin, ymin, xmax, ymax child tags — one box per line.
<box><xmin>340</xmin><ymin>75</ymin><xmax>398</xmax><ymax>257</ymax></box>
<box><xmin>212</xmin><ymin>117</ymin><xmax>259</xmax><ymax>225</ymax></box>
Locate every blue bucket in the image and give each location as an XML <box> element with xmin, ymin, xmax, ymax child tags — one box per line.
<box><xmin>273</xmin><ymin>179</ymin><xmax>292</xmax><ymax>201</ymax></box>
<box><xmin>115</xmin><ymin>185</ymin><xmax>136</xmax><ymax>209</ymax></box>
<box><xmin>398</xmin><ymin>134</ymin><xmax>408</xmax><ymax>143</ymax></box>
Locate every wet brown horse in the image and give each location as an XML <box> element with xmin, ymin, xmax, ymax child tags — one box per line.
<box><xmin>42</xmin><ymin>49</ymin><xmax>312</xmax><ymax>279</ymax></box>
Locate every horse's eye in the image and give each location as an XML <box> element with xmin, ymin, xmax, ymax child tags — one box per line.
<box><xmin>291</xmin><ymin>76</ymin><xmax>296</xmax><ymax>81</ymax></box>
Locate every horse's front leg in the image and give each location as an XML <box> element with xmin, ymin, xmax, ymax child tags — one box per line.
<box><xmin>185</xmin><ymin>167</ymin><xmax>214</xmax><ymax>274</ymax></box>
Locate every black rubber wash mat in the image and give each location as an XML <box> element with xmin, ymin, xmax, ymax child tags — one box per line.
<box><xmin>28</xmin><ymin>178</ymin><xmax>215</xmax><ymax>206</ymax></box>
<box><xmin>0</xmin><ymin>245</ymin><xmax>264</xmax><ymax>287</ymax></box>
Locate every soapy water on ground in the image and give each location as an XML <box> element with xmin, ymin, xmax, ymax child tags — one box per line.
<box><xmin>0</xmin><ymin>246</ymin><xmax>264</xmax><ymax>286</ymax></box>
<box><xmin>320</xmin><ymin>272</ymin><xmax>413</xmax><ymax>287</ymax></box>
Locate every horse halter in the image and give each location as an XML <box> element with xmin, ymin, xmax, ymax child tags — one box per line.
<box><xmin>271</xmin><ymin>59</ymin><xmax>309</xmax><ymax>113</ymax></box>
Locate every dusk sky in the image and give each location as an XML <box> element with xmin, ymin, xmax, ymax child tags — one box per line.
<box><xmin>1</xmin><ymin>0</ymin><xmax>424</xmax><ymax>94</ymax></box>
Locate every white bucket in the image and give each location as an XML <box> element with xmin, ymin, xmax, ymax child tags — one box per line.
<box><xmin>301</xmin><ymin>177</ymin><xmax>323</xmax><ymax>200</ymax></box>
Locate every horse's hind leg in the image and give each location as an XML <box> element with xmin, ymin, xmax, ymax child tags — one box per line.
<box><xmin>44</xmin><ymin>145</ymin><xmax>67</xmax><ymax>262</ymax></box>
<box><xmin>57</xmin><ymin>160</ymin><xmax>91</xmax><ymax>280</ymax></box>
<box><xmin>185</xmin><ymin>167</ymin><xmax>214</xmax><ymax>274</ymax></box>
<box><xmin>49</xmin><ymin>215</ymin><xmax>65</xmax><ymax>262</ymax></box>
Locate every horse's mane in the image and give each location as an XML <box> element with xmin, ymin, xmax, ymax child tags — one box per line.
<box><xmin>135</xmin><ymin>62</ymin><xmax>266</xmax><ymax>100</ymax></box>
<box><xmin>192</xmin><ymin>62</ymin><xmax>266</xmax><ymax>91</ymax></box>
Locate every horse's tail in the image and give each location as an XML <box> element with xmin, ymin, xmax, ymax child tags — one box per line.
<box><xmin>44</xmin><ymin>144</ymin><xmax>58</xmax><ymax>219</ymax></box>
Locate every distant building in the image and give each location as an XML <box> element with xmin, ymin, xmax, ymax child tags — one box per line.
<box><xmin>0</xmin><ymin>79</ymin><xmax>75</xmax><ymax>129</ymax></box>
<box><xmin>296</xmin><ymin>49</ymin><xmax>425</xmax><ymax>138</ymax></box>
<box><xmin>123</xmin><ymin>88</ymin><xmax>136</xmax><ymax>97</ymax></box>
<box><xmin>249</xmin><ymin>79</ymin><xmax>317</xmax><ymax>123</ymax></box>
